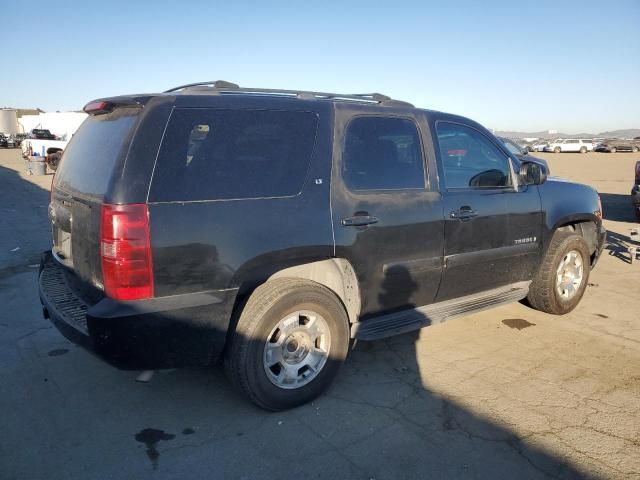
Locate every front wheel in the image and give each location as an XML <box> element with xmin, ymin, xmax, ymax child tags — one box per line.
<box><xmin>579</xmin><ymin>146</ymin><xmax>587</xmax><ymax>153</ymax></box>
<box><xmin>554</xmin><ymin>147</ymin><xmax>561</xmax><ymax>153</ymax></box>
<box><xmin>610</xmin><ymin>147</ymin><xmax>617</xmax><ymax>153</ymax></box>
<box><xmin>224</xmin><ymin>278</ymin><xmax>350</xmax><ymax>410</ymax></box>
<box><xmin>527</xmin><ymin>232</ymin><xmax>590</xmax><ymax>315</ymax></box>
<box><xmin>632</xmin><ymin>146</ymin><xmax>639</xmax><ymax>153</ymax></box>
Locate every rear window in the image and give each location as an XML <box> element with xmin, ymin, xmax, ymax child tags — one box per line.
<box><xmin>149</xmin><ymin>108</ymin><xmax>318</xmax><ymax>202</ymax></box>
<box><xmin>54</xmin><ymin>108</ymin><xmax>140</xmax><ymax>198</ymax></box>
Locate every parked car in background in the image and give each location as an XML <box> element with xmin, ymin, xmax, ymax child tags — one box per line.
<box><xmin>28</xmin><ymin>129</ymin><xmax>57</xmax><ymax>140</ymax></box>
<box><xmin>545</xmin><ymin>139</ymin><xmax>593</xmax><ymax>153</ymax></box>
<box><xmin>498</xmin><ymin>136</ymin><xmax>550</xmax><ymax>174</ymax></box>
<box><xmin>14</xmin><ymin>133</ymin><xmax>26</xmax><ymax>147</ymax></box>
<box><xmin>39</xmin><ymin>81</ymin><xmax>605</xmax><ymax>410</ymax></box>
<box><xmin>0</xmin><ymin>135</ymin><xmax>8</xmax><ymax>148</ymax></box>
<box><xmin>531</xmin><ymin>140</ymin><xmax>549</xmax><ymax>152</ymax></box>
<box><xmin>633</xmin><ymin>160</ymin><xmax>640</xmax><ymax>222</ymax></box>
<box><xmin>595</xmin><ymin>138</ymin><xmax>640</xmax><ymax>153</ymax></box>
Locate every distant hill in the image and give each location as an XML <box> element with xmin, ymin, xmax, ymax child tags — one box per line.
<box><xmin>495</xmin><ymin>128</ymin><xmax>640</xmax><ymax>140</ymax></box>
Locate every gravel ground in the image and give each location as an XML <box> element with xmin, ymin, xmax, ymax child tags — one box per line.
<box><xmin>0</xmin><ymin>149</ymin><xmax>638</xmax><ymax>480</ymax></box>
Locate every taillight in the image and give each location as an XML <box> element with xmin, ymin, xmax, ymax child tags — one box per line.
<box><xmin>100</xmin><ymin>204</ymin><xmax>153</xmax><ymax>301</ymax></box>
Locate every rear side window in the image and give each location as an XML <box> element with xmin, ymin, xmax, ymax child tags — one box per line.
<box><xmin>149</xmin><ymin>108</ymin><xmax>318</xmax><ymax>202</ymax></box>
<box><xmin>54</xmin><ymin>108</ymin><xmax>140</xmax><ymax>198</ymax></box>
<box><xmin>342</xmin><ymin>117</ymin><xmax>425</xmax><ymax>191</ymax></box>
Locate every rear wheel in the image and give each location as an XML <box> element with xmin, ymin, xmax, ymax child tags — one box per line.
<box><xmin>579</xmin><ymin>146</ymin><xmax>587</xmax><ymax>153</ymax></box>
<box><xmin>554</xmin><ymin>146</ymin><xmax>561</xmax><ymax>153</ymax></box>
<box><xmin>224</xmin><ymin>278</ymin><xmax>350</xmax><ymax>410</ymax></box>
<box><xmin>632</xmin><ymin>146</ymin><xmax>639</xmax><ymax>153</ymax></box>
<box><xmin>527</xmin><ymin>231</ymin><xmax>590</xmax><ymax>315</ymax></box>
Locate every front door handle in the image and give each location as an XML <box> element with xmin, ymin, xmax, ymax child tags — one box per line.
<box><xmin>342</xmin><ymin>215</ymin><xmax>379</xmax><ymax>227</ymax></box>
<box><xmin>450</xmin><ymin>206</ymin><xmax>478</xmax><ymax>220</ymax></box>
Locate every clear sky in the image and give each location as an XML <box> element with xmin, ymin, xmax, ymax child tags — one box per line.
<box><xmin>2</xmin><ymin>0</ymin><xmax>638</xmax><ymax>133</ymax></box>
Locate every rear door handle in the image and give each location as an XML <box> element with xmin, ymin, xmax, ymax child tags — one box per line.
<box><xmin>342</xmin><ymin>215</ymin><xmax>379</xmax><ymax>227</ymax></box>
<box><xmin>450</xmin><ymin>206</ymin><xmax>478</xmax><ymax>220</ymax></box>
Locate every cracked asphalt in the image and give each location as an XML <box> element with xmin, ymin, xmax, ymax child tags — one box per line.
<box><xmin>0</xmin><ymin>149</ymin><xmax>638</xmax><ymax>479</ymax></box>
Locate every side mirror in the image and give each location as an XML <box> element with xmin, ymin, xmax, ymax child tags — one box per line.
<box><xmin>519</xmin><ymin>160</ymin><xmax>547</xmax><ymax>185</ymax></box>
<box><xmin>521</xmin><ymin>148</ymin><xmax>529</xmax><ymax>155</ymax></box>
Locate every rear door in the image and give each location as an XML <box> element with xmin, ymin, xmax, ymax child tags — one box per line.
<box><xmin>331</xmin><ymin>112</ymin><xmax>444</xmax><ymax>318</ymax></box>
<box><xmin>433</xmin><ymin>121</ymin><xmax>538</xmax><ymax>300</ymax></box>
<box><xmin>50</xmin><ymin>107</ymin><xmax>142</xmax><ymax>292</ymax></box>
<box><xmin>564</xmin><ymin>139</ymin><xmax>580</xmax><ymax>152</ymax></box>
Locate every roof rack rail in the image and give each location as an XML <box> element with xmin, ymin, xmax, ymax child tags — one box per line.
<box><xmin>164</xmin><ymin>80</ymin><xmax>240</xmax><ymax>93</ymax></box>
<box><xmin>163</xmin><ymin>80</ymin><xmax>413</xmax><ymax>107</ymax></box>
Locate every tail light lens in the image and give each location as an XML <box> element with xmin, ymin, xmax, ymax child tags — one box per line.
<box><xmin>100</xmin><ymin>204</ymin><xmax>153</xmax><ymax>300</ymax></box>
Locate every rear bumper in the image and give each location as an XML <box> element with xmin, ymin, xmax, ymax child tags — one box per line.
<box><xmin>39</xmin><ymin>251</ymin><xmax>238</xmax><ymax>370</ymax></box>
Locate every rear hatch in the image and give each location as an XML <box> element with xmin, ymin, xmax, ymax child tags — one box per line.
<box><xmin>50</xmin><ymin>107</ymin><xmax>141</xmax><ymax>301</ymax></box>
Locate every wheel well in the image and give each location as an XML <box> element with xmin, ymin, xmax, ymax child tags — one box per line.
<box><xmin>267</xmin><ymin>258</ymin><xmax>361</xmax><ymax>324</ymax></box>
<box><xmin>221</xmin><ymin>259</ymin><xmax>361</xmax><ymax>360</ymax></box>
<box><xmin>556</xmin><ymin>221</ymin><xmax>598</xmax><ymax>264</ymax></box>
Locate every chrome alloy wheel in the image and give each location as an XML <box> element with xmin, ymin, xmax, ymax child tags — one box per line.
<box><xmin>263</xmin><ymin>310</ymin><xmax>331</xmax><ymax>389</ymax></box>
<box><xmin>555</xmin><ymin>250</ymin><xmax>584</xmax><ymax>300</ymax></box>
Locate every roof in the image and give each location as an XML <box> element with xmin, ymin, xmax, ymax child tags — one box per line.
<box><xmin>162</xmin><ymin>80</ymin><xmax>414</xmax><ymax>108</ymax></box>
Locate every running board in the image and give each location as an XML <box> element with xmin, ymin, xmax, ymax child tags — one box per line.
<box><xmin>351</xmin><ymin>281</ymin><xmax>530</xmax><ymax>341</ymax></box>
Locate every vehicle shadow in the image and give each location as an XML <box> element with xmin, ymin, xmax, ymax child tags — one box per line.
<box><xmin>0</xmin><ymin>161</ymin><xmax>594</xmax><ymax>480</ymax></box>
<box><xmin>605</xmin><ymin>230</ymin><xmax>639</xmax><ymax>264</ymax></box>
<box><xmin>599</xmin><ymin>192</ymin><xmax>637</xmax><ymax>223</ymax></box>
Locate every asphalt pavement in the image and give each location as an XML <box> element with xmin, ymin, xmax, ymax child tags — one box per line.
<box><xmin>1</xmin><ymin>149</ymin><xmax>638</xmax><ymax>479</ymax></box>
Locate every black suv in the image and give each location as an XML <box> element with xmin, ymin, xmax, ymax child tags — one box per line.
<box><xmin>595</xmin><ymin>138</ymin><xmax>640</xmax><ymax>153</ymax></box>
<box><xmin>29</xmin><ymin>128</ymin><xmax>56</xmax><ymax>140</ymax></box>
<box><xmin>39</xmin><ymin>81</ymin><xmax>606</xmax><ymax>410</ymax></box>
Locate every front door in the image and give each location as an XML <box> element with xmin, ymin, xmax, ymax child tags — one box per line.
<box><xmin>331</xmin><ymin>114</ymin><xmax>444</xmax><ymax>319</ymax></box>
<box><xmin>433</xmin><ymin>121</ymin><xmax>541</xmax><ymax>300</ymax></box>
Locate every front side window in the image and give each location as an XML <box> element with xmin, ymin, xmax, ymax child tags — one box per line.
<box><xmin>436</xmin><ymin>122</ymin><xmax>512</xmax><ymax>189</ymax></box>
<box><xmin>342</xmin><ymin>117</ymin><xmax>425</xmax><ymax>191</ymax></box>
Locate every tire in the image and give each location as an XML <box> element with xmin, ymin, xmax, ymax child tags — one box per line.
<box><xmin>579</xmin><ymin>146</ymin><xmax>587</xmax><ymax>153</ymax></box>
<box><xmin>610</xmin><ymin>147</ymin><xmax>616</xmax><ymax>153</ymax></box>
<box><xmin>224</xmin><ymin>278</ymin><xmax>350</xmax><ymax>411</ymax></box>
<box><xmin>554</xmin><ymin>147</ymin><xmax>561</xmax><ymax>153</ymax></box>
<box><xmin>632</xmin><ymin>146</ymin><xmax>639</xmax><ymax>153</ymax></box>
<box><xmin>527</xmin><ymin>231</ymin><xmax>591</xmax><ymax>315</ymax></box>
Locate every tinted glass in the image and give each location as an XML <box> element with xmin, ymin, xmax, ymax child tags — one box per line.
<box><xmin>150</xmin><ymin>108</ymin><xmax>318</xmax><ymax>202</ymax></box>
<box><xmin>501</xmin><ymin>138</ymin><xmax>522</xmax><ymax>156</ymax></box>
<box><xmin>436</xmin><ymin>122</ymin><xmax>512</xmax><ymax>189</ymax></box>
<box><xmin>54</xmin><ymin>108</ymin><xmax>140</xmax><ymax>198</ymax></box>
<box><xmin>342</xmin><ymin>117</ymin><xmax>425</xmax><ymax>191</ymax></box>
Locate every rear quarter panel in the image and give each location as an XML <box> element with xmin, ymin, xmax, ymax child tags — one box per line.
<box><xmin>147</xmin><ymin>100</ymin><xmax>335</xmax><ymax>297</ymax></box>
